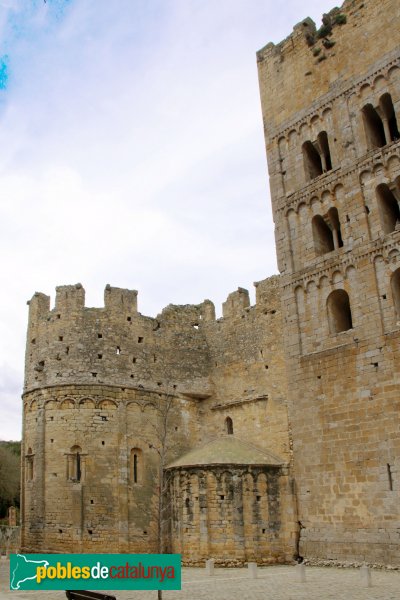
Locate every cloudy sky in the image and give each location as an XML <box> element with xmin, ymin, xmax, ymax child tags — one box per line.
<box><xmin>0</xmin><ymin>0</ymin><xmax>335</xmax><ymax>440</ymax></box>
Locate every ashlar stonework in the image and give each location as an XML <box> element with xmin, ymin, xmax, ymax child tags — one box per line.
<box><xmin>22</xmin><ymin>0</ymin><xmax>400</xmax><ymax>566</ymax></box>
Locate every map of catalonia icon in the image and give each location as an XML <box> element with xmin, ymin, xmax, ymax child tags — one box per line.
<box><xmin>10</xmin><ymin>554</ymin><xmax>49</xmax><ymax>590</ymax></box>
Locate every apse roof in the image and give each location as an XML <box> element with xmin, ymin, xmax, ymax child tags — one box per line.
<box><xmin>166</xmin><ymin>436</ymin><xmax>284</xmax><ymax>469</ymax></box>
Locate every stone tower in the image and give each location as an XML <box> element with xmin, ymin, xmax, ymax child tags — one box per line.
<box><xmin>21</xmin><ymin>279</ymin><xmax>296</xmax><ymax>563</ymax></box>
<box><xmin>257</xmin><ymin>0</ymin><xmax>400</xmax><ymax>564</ymax></box>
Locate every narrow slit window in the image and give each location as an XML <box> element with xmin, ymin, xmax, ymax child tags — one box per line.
<box><xmin>68</xmin><ymin>445</ymin><xmax>83</xmax><ymax>482</ymax></box>
<box><xmin>130</xmin><ymin>448</ymin><xmax>143</xmax><ymax>485</ymax></box>
<box><xmin>225</xmin><ymin>416</ymin><xmax>233</xmax><ymax>435</ymax></box>
<box><xmin>26</xmin><ymin>448</ymin><xmax>34</xmax><ymax>481</ymax></box>
<box><xmin>387</xmin><ymin>463</ymin><xmax>393</xmax><ymax>491</ymax></box>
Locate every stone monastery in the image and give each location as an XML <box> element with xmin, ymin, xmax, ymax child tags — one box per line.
<box><xmin>21</xmin><ymin>0</ymin><xmax>400</xmax><ymax>566</ymax></box>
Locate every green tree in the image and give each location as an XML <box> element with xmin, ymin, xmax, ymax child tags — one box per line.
<box><xmin>0</xmin><ymin>443</ymin><xmax>20</xmax><ymax>518</ymax></box>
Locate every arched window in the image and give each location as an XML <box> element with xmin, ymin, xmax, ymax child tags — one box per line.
<box><xmin>26</xmin><ymin>448</ymin><xmax>34</xmax><ymax>481</ymax></box>
<box><xmin>327</xmin><ymin>289</ymin><xmax>353</xmax><ymax>334</ymax></box>
<box><xmin>312</xmin><ymin>215</ymin><xmax>334</xmax><ymax>255</ymax></box>
<box><xmin>312</xmin><ymin>208</ymin><xmax>343</xmax><ymax>256</ymax></box>
<box><xmin>67</xmin><ymin>445</ymin><xmax>83</xmax><ymax>482</ymax></box>
<box><xmin>302</xmin><ymin>132</ymin><xmax>333</xmax><ymax>181</ymax></box>
<box><xmin>362</xmin><ymin>103</ymin><xmax>386</xmax><ymax>148</ymax></box>
<box><xmin>317</xmin><ymin>131</ymin><xmax>332</xmax><ymax>172</ymax></box>
<box><xmin>376</xmin><ymin>183</ymin><xmax>400</xmax><ymax>234</ymax></box>
<box><xmin>391</xmin><ymin>268</ymin><xmax>400</xmax><ymax>320</ymax></box>
<box><xmin>130</xmin><ymin>448</ymin><xmax>143</xmax><ymax>484</ymax></box>
<box><xmin>302</xmin><ymin>141</ymin><xmax>323</xmax><ymax>180</ymax></box>
<box><xmin>225</xmin><ymin>416</ymin><xmax>233</xmax><ymax>435</ymax></box>
<box><xmin>362</xmin><ymin>94</ymin><xmax>399</xmax><ymax>149</ymax></box>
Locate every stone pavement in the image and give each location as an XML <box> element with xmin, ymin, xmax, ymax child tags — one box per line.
<box><xmin>1</xmin><ymin>558</ymin><xmax>399</xmax><ymax>600</ymax></box>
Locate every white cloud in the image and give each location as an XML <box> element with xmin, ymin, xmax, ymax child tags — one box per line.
<box><xmin>0</xmin><ymin>0</ymin><xmax>336</xmax><ymax>439</ymax></box>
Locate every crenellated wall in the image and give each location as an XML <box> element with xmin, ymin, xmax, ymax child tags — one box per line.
<box><xmin>21</xmin><ymin>276</ymin><xmax>294</xmax><ymax>561</ymax></box>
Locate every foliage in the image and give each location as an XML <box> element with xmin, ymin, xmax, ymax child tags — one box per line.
<box><xmin>334</xmin><ymin>14</ymin><xmax>347</xmax><ymax>25</ymax></box>
<box><xmin>323</xmin><ymin>39</ymin><xmax>336</xmax><ymax>49</ymax></box>
<box><xmin>0</xmin><ymin>443</ymin><xmax>20</xmax><ymax>518</ymax></box>
<box><xmin>317</xmin><ymin>25</ymin><xmax>333</xmax><ymax>39</ymax></box>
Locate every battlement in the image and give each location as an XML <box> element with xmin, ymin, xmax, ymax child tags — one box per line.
<box><xmin>257</xmin><ymin>0</ymin><xmax>399</xmax><ymax>132</ymax></box>
<box><xmin>24</xmin><ymin>277</ymin><xmax>281</xmax><ymax>395</ymax></box>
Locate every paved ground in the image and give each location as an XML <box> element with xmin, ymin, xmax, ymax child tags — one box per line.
<box><xmin>1</xmin><ymin>558</ymin><xmax>399</xmax><ymax>600</ymax></box>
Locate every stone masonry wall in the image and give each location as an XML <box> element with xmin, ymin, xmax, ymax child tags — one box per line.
<box><xmin>258</xmin><ymin>0</ymin><xmax>400</xmax><ymax>565</ymax></box>
<box><xmin>22</xmin><ymin>276</ymin><xmax>295</xmax><ymax>561</ymax></box>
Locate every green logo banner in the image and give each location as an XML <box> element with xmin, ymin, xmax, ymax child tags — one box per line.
<box><xmin>10</xmin><ymin>553</ymin><xmax>181</xmax><ymax>590</ymax></box>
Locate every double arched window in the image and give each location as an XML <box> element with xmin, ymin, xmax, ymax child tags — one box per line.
<box><xmin>362</xmin><ymin>93</ymin><xmax>399</xmax><ymax>149</ymax></box>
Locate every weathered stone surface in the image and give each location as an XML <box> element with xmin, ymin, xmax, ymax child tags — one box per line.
<box><xmin>21</xmin><ymin>0</ymin><xmax>400</xmax><ymax>568</ymax></box>
<box><xmin>258</xmin><ymin>0</ymin><xmax>400</xmax><ymax>567</ymax></box>
<box><xmin>21</xmin><ymin>277</ymin><xmax>294</xmax><ymax>562</ymax></box>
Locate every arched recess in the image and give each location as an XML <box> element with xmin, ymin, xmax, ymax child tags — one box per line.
<box><xmin>391</xmin><ymin>268</ymin><xmax>400</xmax><ymax>321</ymax></box>
<box><xmin>130</xmin><ymin>447</ymin><xmax>143</xmax><ymax>485</ymax></box>
<box><xmin>327</xmin><ymin>289</ymin><xmax>353</xmax><ymax>334</ymax></box>
<box><xmin>376</xmin><ymin>183</ymin><xmax>400</xmax><ymax>234</ymax></box>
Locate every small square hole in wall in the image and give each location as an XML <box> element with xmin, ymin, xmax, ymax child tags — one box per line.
<box><xmin>143</xmin><ymin>531</ymin><xmax>147</xmax><ymax>535</ymax></box>
<box><xmin>57</xmin><ymin>314</ymin><xmax>61</xmax><ymax>319</ymax></box>
<box><xmin>50</xmin><ymin>416</ymin><xmax>54</xmax><ymax>421</ymax></box>
<box><xmin>59</xmin><ymin>336</ymin><xmax>63</xmax><ymax>341</ymax></box>
<box><xmin>90</xmin><ymin>499</ymin><xmax>94</xmax><ymax>504</ymax></box>
<box><xmin>265</xmin><ymin>365</ymin><xmax>269</xmax><ymax>369</ymax></box>
<box><xmin>98</xmin><ymin>354</ymin><xmax>102</xmax><ymax>359</ymax></box>
<box><xmin>116</xmin><ymin>346</ymin><xmax>121</xmax><ymax>355</ymax></box>
<box><xmin>31</xmin><ymin>338</ymin><xmax>36</xmax><ymax>344</ymax></box>
<box><xmin>101</xmin><ymin>441</ymin><xmax>105</xmax><ymax>445</ymax></box>
<box><xmin>50</xmin><ymin>439</ymin><xmax>54</xmax><ymax>443</ymax></box>
<box><xmin>130</xmin><ymin>374</ymin><xmax>134</xmax><ymax>379</ymax></box>
<box><xmin>382</xmin><ymin>294</ymin><xmax>386</xmax><ymax>299</ymax></box>
<box><xmin>98</xmin><ymin>333</ymin><xmax>103</xmax><ymax>339</ymax></box>
<box><xmin>220</xmin><ymin>495</ymin><xmax>224</xmax><ymax>500</ymax></box>
<box><xmin>173</xmin><ymin>384</ymin><xmax>177</xmax><ymax>389</ymax></box>
<box><xmin>262</xmin><ymin>528</ymin><xmax>266</xmax><ymax>534</ymax></box>
<box><xmin>88</xmin><ymin>529</ymin><xmax>93</xmax><ymax>535</ymax></box>
<box><xmin>101</xmin><ymin>416</ymin><xmax>107</xmax><ymax>422</ymax></box>
<box><xmin>127</xmin><ymin>316</ymin><xmax>131</xmax><ymax>322</ymax></box>
<box><xmin>138</xmin><ymin>337</ymin><xmax>143</xmax><ymax>343</ymax></box>
<box><xmin>58</xmin><ymin>529</ymin><xmax>63</xmax><ymax>534</ymax></box>
<box><xmin>92</xmin><ymin>372</ymin><xmax>97</xmax><ymax>378</ymax></box>
<box><xmin>256</xmin><ymin>495</ymin><xmax>261</xmax><ymax>502</ymax></box>
<box><xmin>157</xmin><ymin>382</ymin><xmax>162</xmax><ymax>387</ymax></box>
<box><xmin>132</xmin><ymin>357</ymin><xmax>137</xmax><ymax>363</ymax></box>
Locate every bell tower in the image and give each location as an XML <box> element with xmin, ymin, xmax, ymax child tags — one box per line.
<box><xmin>258</xmin><ymin>0</ymin><xmax>400</xmax><ymax>563</ymax></box>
